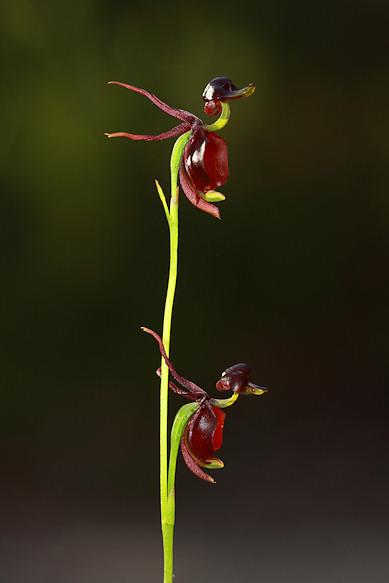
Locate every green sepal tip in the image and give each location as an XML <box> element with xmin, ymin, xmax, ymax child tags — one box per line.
<box><xmin>203</xmin><ymin>457</ymin><xmax>224</xmax><ymax>469</ymax></box>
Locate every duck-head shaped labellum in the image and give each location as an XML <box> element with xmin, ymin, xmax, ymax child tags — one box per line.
<box><xmin>216</xmin><ymin>363</ymin><xmax>268</xmax><ymax>395</ymax></box>
<box><xmin>202</xmin><ymin>76</ymin><xmax>256</xmax><ymax>116</ymax></box>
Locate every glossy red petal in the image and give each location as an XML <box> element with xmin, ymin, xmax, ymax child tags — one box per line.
<box><xmin>211</xmin><ymin>406</ymin><xmax>226</xmax><ymax>452</ymax></box>
<box><xmin>184</xmin><ymin>130</ymin><xmax>229</xmax><ymax>194</ymax></box>
<box><xmin>108</xmin><ymin>81</ymin><xmax>199</xmax><ymax>124</ymax></box>
<box><xmin>186</xmin><ymin>403</ymin><xmax>220</xmax><ymax>463</ymax></box>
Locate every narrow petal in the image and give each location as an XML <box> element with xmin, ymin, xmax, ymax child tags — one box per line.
<box><xmin>108</xmin><ymin>81</ymin><xmax>199</xmax><ymax>124</ymax></box>
<box><xmin>105</xmin><ymin>122</ymin><xmax>190</xmax><ymax>142</ymax></box>
<box><xmin>179</xmin><ymin>162</ymin><xmax>221</xmax><ymax>220</ymax></box>
<box><xmin>156</xmin><ymin>367</ymin><xmax>195</xmax><ymax>400</ymax></box>
<box><xmin>180</xmin><ymin>435</ymin><xmax>215</xmax><ymax>483</ymax></box>
<box><xmin>141</xmin><ymin>327</ymin><xmax>207</xmax><ymax>398</ymax></box>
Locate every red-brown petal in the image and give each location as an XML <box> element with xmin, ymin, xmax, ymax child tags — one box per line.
<box><xmin>105</xmin><ymin>122</ymin><xmax>190</xmax><ymax>142</ymax></box>
<box><xmin>185</xmin><ymin>130</ymin><xmax>229</xmax><ymax>194</ymax></box>
<box><xmin>211</xmin><ymin>406</ymin><xmax>226</xmax><ymax>452</ymax></box>
<box><xmin>179</xmin><ymin>161</ymin><xmax>221</xmax><ymax>219</ymax></box>
<box><xmin>186</xmin><ymin>403</ymin><xmax>225</xmax><ymax>462</ymax></box>
<box><xmin>141</xmin><ymin>327</ymin><xmax>207</xmax><ymax>398</ymax></box>
<box><xmin>180</xmin><ymin>435</ymin><xmax>215</xmax><ymax>483</ymax></box>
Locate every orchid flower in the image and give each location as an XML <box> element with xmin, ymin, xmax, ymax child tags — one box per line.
<box><xmin>142</xmin><ymin>327</ymin><xmax>267</xmax><ymax>484</ymax></box>
<box><xmin>105</xmin><ymin>77</ymin><xmax>255</xmax><ymax>219</ymax></box>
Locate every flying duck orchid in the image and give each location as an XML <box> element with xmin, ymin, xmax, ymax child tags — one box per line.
<box><xmin>105</xmin><ymin>77</ymin><xmax>255</xmax><ymax>219</ymax></box>
<box><xmin>142</xmin><ymin>326</ymin><xmax>267</xmax><ymax>483</ymax></box>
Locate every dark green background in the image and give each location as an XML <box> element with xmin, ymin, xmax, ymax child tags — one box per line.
<box><xmin>1</xmin><ymin>1</ymin><xmax>388</xmax><ymax>581</ymax></box>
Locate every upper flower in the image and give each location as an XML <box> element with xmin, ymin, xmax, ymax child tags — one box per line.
<box><xmin>142</xmin><ymin>326</ymin><xmax>267</xmax><ymax>483</ymax></box>
<box><xmin>106</xmin><ymin>77</ymin><xmax>255</xmax><ymax>219</ymax></box>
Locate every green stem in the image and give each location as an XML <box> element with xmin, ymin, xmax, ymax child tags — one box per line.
<box><xmin>159</xmin><ymin>104</ymin><xmax>230</xmax><ymax>583</ymax></box>
<box><xmin>160</xmin><ymin>131</ymin><xmax>190</xmax><ymax>583</ymax></box>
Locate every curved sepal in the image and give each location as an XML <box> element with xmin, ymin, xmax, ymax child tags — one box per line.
<box><xmin>180</xmin><ymin>435</ymin><xmax>216</xmax><ymax>484</ymax></box>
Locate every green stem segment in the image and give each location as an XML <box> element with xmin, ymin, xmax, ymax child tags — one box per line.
<box><xmin>159</xmin><ymin>105</ymin><xmax>231</xmax><ymax>583</ymax></box>
<box><xmin>159</xmin><ymin>131</ymin><xmax>190</xmax><ymax>583</ymax></box>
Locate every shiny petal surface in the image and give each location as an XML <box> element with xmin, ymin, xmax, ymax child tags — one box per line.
<box><xmin>211</xmin><ymin>406</ymin><xmax>226</xmax><ymax>451</ymax></box>
<box><xmin>186</xmin><ymin>403</ymin><xmax>225</xmax><ymax>463</ymax></box>
<box><xmin>184</xmin><ymin>129</ymin><xmax>229</xmax><ymax>194</ymax></box>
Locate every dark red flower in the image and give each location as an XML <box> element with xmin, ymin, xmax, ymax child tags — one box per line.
<box><xmin>141</xmin><ymin>327</ymin><xmax>266</xmax><ymax>483</ymax></box>
<box><xmin>106</xmin><ymin>78</ymin><xmax>254</xmax><ymax>219</ymax></box>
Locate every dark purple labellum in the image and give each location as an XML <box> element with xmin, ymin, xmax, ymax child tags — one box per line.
<box><xmin>203</xmin><ymin>77</ymin><xmax>239</xmax><ymax>101</ymax></box>
<box><xmin>202</xmin><ymin>76</ymin><xmax>256</xmax><ymax>116</ymax></box>
<box><xmin>216</xmin><ymin>363</ymin><xmax>252</xmax><ymax>393</ymax></box>
<box><xmin>216</xmin><ymin>363</ymin><xmax>268</xmax><ymax>395</ymax></box>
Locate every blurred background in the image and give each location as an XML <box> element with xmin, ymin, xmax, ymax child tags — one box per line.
<box><xmin>1</xmin><ymin>0</ymin><xmax>388</xmax><ymax>581</ymax></box>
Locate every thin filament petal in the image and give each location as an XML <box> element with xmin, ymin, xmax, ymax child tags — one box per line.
<box><xmin>108</xmin><ymin>81</ymin><xmax>200</xmax><ymax>124</ymax></box>
<box><xmin>142</xmin><ymin>327</ymin><xmax>207</xmax><ymax>398</ymax></box>
<box><xmin>105</xmin><ymin>122</ymin><xmax>190</xmax><ymax>142</ymax></box>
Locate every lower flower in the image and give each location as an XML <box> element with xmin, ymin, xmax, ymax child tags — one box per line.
<box><xmin>142</xmin><ymin>326</ymin><xmax>267</xmax><ymax>483</ymax></box>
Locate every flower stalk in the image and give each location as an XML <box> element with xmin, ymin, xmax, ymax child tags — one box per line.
<box><xmin>158</xmin><ymin>131</ymin><xmax>191</xmax><ymax>583</ymax></box>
